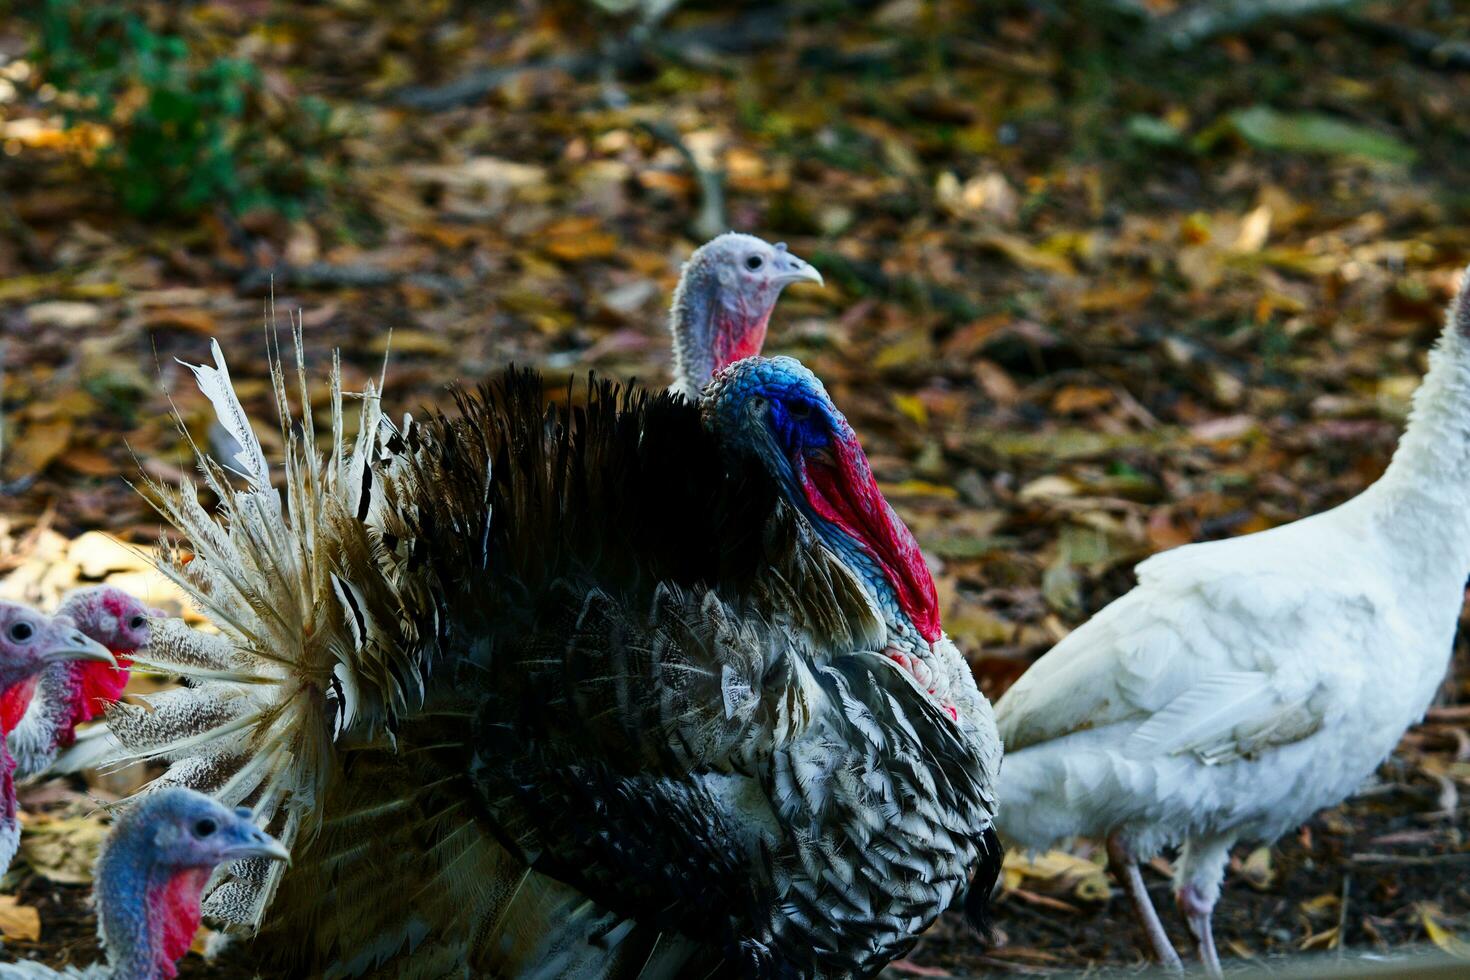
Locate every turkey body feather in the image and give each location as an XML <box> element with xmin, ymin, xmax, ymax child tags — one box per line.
<box><xmin>114</xmin><ymin>342</ymin><xmax>999</xmax><ymax>979</ymax></box>
<box><xmin>998</xmin><ymin>505</ymin><xmax>1427</xmax><ymax>859</ymax></box>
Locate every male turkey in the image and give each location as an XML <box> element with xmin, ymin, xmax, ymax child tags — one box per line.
<box><xmin>1</xmin><ymin>587</ymin><xmax>155</xmax><ymax>778</ymax></box>
<box><xmin>0</xmin><ymin>788</ymin><xmax>289</xmax><ymax>980</ymax></box>
<box><xmin>110</xmin><ymin>341</ymin><xmax>999</xmax><ymax>978</ymax></box>
<box><xmin>995</xmin><ymin>268</ymin><xmax>1470</xmax><ymax>976</ymax></box>
<box><xmin>0</xmin><ymin>602</ymin><xmax>113</xmax><ymax>873</ymax></box>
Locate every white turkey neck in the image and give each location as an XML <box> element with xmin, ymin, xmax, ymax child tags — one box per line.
<box><xmin>1362</xmin><ymin>301</ymin><xmax>1470</xmax><ymax>578</ymax></box>
<box><xmin>668</xmin><ymin>259</ymin><xmax>719</xmax><ymax>398</ymax></box>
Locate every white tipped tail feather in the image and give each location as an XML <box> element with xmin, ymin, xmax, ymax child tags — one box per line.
<box><xmin>111</xmin><ymin>335</ymin><xmax>419</xmax><ymax>930</ymax></box>
<box><xmin>994</xmin><ymin>267</ymin><xmax>1470</xmax><ymax>974</ymax></box>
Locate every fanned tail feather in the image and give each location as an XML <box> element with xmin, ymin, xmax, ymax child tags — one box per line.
<box><xmin>112</xmin><ymin>330</ymin><xmax>436</xmax><ymax>932</ymax></box>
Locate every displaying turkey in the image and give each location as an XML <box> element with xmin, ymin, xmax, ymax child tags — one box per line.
<box><xmin>0</xmin><ymin>787</ymin><xmax>290</xmax><ymax>980</ymax></box>
<box><xmin>109</xmin><ymin>339</ymin><xmax>1000</xmax><ymax>978</ymax></box>
<box><xmin>667</xmin><ymin>232</ymin><xmax>821</xmax><ymax>397</ymax></box>
<box><xmin>1</xmin><ymin>587</ymin><xmax>154</xmax><ymax>778</ymax></box>
<box><xmin>993</xmin><ymin>268</ymin><xmax>1470</xmax><ymax>976</ymax></box>
<box><xmin>0</xmin><ymin>602</ymin><xmax>114</xmax><ymax>873</ymax></box>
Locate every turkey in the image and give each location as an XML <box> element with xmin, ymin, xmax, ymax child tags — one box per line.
<box><xmin>667</xmin><ymin>232</ymin><xmax>821</xmax><ymax>397</ymax></box>
<box><xmin>1</xmin><ymin>587</ymin><xmax>156</xmax><ymax>778</ymax></box>
<box><xmin>0</xmin><ymin>787</ymin><xmax>290</xmax><ymax>980</ymax></box>
<box><xmin>0</xmin><ymin>602</ymin><xmax>114</xmax><ymax>872</ymax></box>
<box><xmin>108</xmin><ymin>339</ymin><xmax>1000</xmax><ymax>978</ymax></box>
<box><xmin>994</xmin><ymin>267</ymin><xmax>1470</xmax><ymax>976</ymax></box>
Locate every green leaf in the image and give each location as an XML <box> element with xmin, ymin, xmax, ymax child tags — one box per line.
<box><xmin>1127</xmin><ymin>114</ymin><xmax>1185</xmax><ymax>149</ymax></box>
<box><xmin>1213</xmin><ymin>106</ymin><xmax>1417</xmax><ymax>165</ymax></box>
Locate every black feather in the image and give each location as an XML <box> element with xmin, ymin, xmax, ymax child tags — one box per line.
<box><xmin>962</xmin><ymin>825</ymin><xmax>1004</xmax><ymax>945</ymax></box>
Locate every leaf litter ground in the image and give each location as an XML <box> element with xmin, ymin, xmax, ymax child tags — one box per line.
<box><xmin>1</xmin><ymin>1</ymin><xmax>1469</xmax><ymax>975</ymax></box>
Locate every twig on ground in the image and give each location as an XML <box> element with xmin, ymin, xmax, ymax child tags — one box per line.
<box><xmin>1348</xmin><ymin>852</ymin><xmax>1470</xmax><ymax>867</ymax></box>
<box><xmin>637</xmin><ymin>121</ymin><xmax>726</xmax><ymax>240</ymax></box>
<box><xmin>388</xmin><ymin>13</ymin><xmax>791</xmax><ymax>112</ymax></box>
<box><xmin>1343</xmin><ymin>16</ymin><xmax>1470</xmax><ymax>72</ymax></box>
<box><xmin>1146</xmin><ymin>0</ymin><xmax>1365</xmax><ymax>51</ymax></box>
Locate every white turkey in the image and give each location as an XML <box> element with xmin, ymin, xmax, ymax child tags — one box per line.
<box><xmin>103</xmin><ymin>340</ymin><xmax>1000</xmax><ymax>977</ymax></box>
<box><xmin>0</xmin><ymin>601</ymin><xmax>113</xmax><ymax>873</ymax></box>
<box><xmin>0</xmin><ymin>787</ymin><xmax>289</xmax><ymax>980</ymax></box>
<box><xmin>994</xmin><ymin>267</ymin><xmax>1470</xmax><ymax>975</ymax></box>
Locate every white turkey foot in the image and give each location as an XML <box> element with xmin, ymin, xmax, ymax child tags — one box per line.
<box><xmin>1107</xmin><ymin>834</ymin><xmax>1182</xmax><ymax>972</ymax></box>
<box><xmin>1178</xmin><ymin>883</ymin><xmax>1223</xmax><ymax>978</ymax></box>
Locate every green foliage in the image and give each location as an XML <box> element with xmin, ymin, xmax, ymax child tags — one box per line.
<box><xmin>27</xmin><ymin>1</ymin><xmax>336</xmax><ymax>218</ymax></box>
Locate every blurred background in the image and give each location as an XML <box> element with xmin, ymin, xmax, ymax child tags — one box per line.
<box><xmin>0</xmin><ymin>0</ymin><xmax>1469</xmax><ymax>975</ymax></box>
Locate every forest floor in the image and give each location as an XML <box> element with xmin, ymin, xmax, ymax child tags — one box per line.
<box><xmin>2</xmin><ymin>0</ymin><xmax>1470</xmax><ymax>975</ymax></box>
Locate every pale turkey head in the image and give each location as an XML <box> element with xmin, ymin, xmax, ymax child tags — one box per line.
<box><xmin>0</xmin><ymin>602</ymin><xmax>115</xmax><ymax>696</ymax></box>
<box><xmin>669</xmin><ymin>233</ymin><xmax>822</xmax><ymax>398</ymax></box>
<box><xmin>703</xmin><ymin>357</ymin><xmax>968</xmax><ymax>718</ymax></box>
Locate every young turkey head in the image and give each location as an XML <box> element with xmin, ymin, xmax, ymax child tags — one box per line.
<box><xmin>703</xmin><ymin>356</ymin><xmax>965</xmax><ymax>720</ymax></box>
<box><xmin>669</xmin><ymin>233</ymin><xmax>822</xmax><ymax>398</ymax></box>
<box><xmin>0</xmin><ymin>602</ymin><xmax>114</xmax><ymax>872</ymax></box>
<box><xmin>94</xmin><ymin>788</ymin><xmax>290</xmax><ymax>980</ymax></box>
<box><xmin>0</xmin><ymin>603</ymin><xmax>116</xmax><ymax>720</ymax></box>
<box><xmin>56</xmin><ymin>585</ymin><xmax>157</xmax><ymax>727</ymax></box>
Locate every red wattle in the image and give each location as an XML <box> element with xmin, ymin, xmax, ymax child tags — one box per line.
<box><xmin>72</xmin><ymin>652</ymin><xmax>132</xmax><ymax>726</ymax></box>
<box><xmin>148</xmin><ymin>866</ymin><xmax>210</xmax><ymax>978</ymax></box>
<box><xmin>803</xmin><ymin>431</ymin><xmax>941</xmax><ymax>643</ymax></box>
<box><xmin>0</xmin><ymin>678</ymin><xmax>39</xmax><ymax>735</ymax></box>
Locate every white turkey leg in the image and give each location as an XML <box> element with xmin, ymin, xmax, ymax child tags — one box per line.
<box><xmin>1108</xmin><ymin>834</ymin><xmax>1182</xmax><ymax>972</ymax></box>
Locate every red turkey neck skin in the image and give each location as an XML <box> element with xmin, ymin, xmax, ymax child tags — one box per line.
<box><xmin>710</xmin><ymin>301</ymin><xmax>772</xmax><ymax>374</ymax></box>
<box><xmin>150</xmin><ymin>867</ymin><xmax>210</xmax><ymax>978</ymax></box>
<box><xmin>802</xmin><ymin>424</ymin><xmax>942</xmax><ymax>644</ymax></box>
<box><xmin>0</xmin><ymin>676</ymin><xmax>39</xmax><ymax>734</ymax></box>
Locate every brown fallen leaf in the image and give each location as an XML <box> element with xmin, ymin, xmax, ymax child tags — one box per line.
<box><xmin>0</xmin><ymin>894</ymin><xmax>41</xmax><ymax>942</ymax></box>
<box><xmin>20</xmin><ymin>814</ymin><xmax>109</xmax><ymax>884</ymax></box>
<box><xmin>142</xmin><ymin>308</ymin><xmax>218</xmax><ymax>335</ymax></box>
<box><xmin>4</xmin><ymin>419</ymin><xmax>74</xmax><ymax>480</ymax></box>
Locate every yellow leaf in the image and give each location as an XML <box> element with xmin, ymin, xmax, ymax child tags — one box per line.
<box><xmin>1421</xmin><ymin>903</ymin><xmax>1470</xmax><ymax>958</ymax></box>
<box><xmin>891</xmin><ymin>394</ymin><xmax>928</xmax><ymax>426</ymax></box>
<box><xmin>873</xmin><ymin>334</ymin><xmax>934</xmax><ymax>371</ymax></box>
<box><xmin>68</xmin><ymin>531</ymin><xmax>154</xmax><ymax>579</ymax></box>
<box><xmin>1003</xmin><ymin>849</ymin><xmax>1112</xmax><ymax>901</ymax></box>
<box><xmin>20</xmin><ymin>815</ymin><xmax>109</xmax><ymax>885</ymax></box>
<box><xmin>879</xmin><ymin>480</ymin><xmax>958</xmax><ymax>500</ymax></box>
<box><xmin>0</xmin><ymin>895</ymin><xmax>40</xmax><ymax>942</ymax></box>
<box><xmin>1233</xmin><ymin>204</ymin><xmax>1273</xmax><ymax>253</ymax></box>
<box><xmin>1238</xmin><ymin>846</ymin><xmax>1275</xmax><ymax>890</ymax></box>
<box><xmin>974</xmin><ymin>232</ymin><xmax>1075</xmax><ymax>276</ymax></box>
<box><xmin>1018</xmin><ymin>475</ymin><xmax>1081</xmax><ymax>501</ymax></box>
<box><xmin>371</xmin><ymin>331</ymin><xmax>453</xmax><ymax>356</ymax></box>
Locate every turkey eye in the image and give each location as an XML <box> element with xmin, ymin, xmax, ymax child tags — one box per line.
<box><xmin>194</xmin><ymin>818</ymin><xmax>217</xmax><ymax>838</ymax></box>
<box><xmin>787</xmin><ymin>401</ymin><xmax>811</xmax><ymax>420</ymax></box>
<box><xmin>8</xmin><ymin>622</ymin><xmax>33</xmax><ymax>643</ymax></box>
<box><xmin>129</xmin><ymin>616</ymin><xmax>147</xmax><ymax>630</ymax></box>
<box><xmin>745</xmin><ymin>255</ymin><xmax>763</xmax><ymax>270</ymax></box>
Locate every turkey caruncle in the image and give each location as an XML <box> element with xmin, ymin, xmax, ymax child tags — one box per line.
<box><xmin>106</xmin><ymin>337</ymin><xmax>1000</xmax><ymax>978</ymax></box>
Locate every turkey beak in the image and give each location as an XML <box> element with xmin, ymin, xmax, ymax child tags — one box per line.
<box><xmin>772</xmin><ymin>247</ymin><xmax>823</xmax><ymax>288</ymax></box>
<box><xmin>229</xmin><ymin>833</ymin><xmax>292</xmax><ymax>866</ymax></box>
<box><xmin>44</xmin><ymin>631</ymin><xmax>117</xmax><ymax>667</ymax></box>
